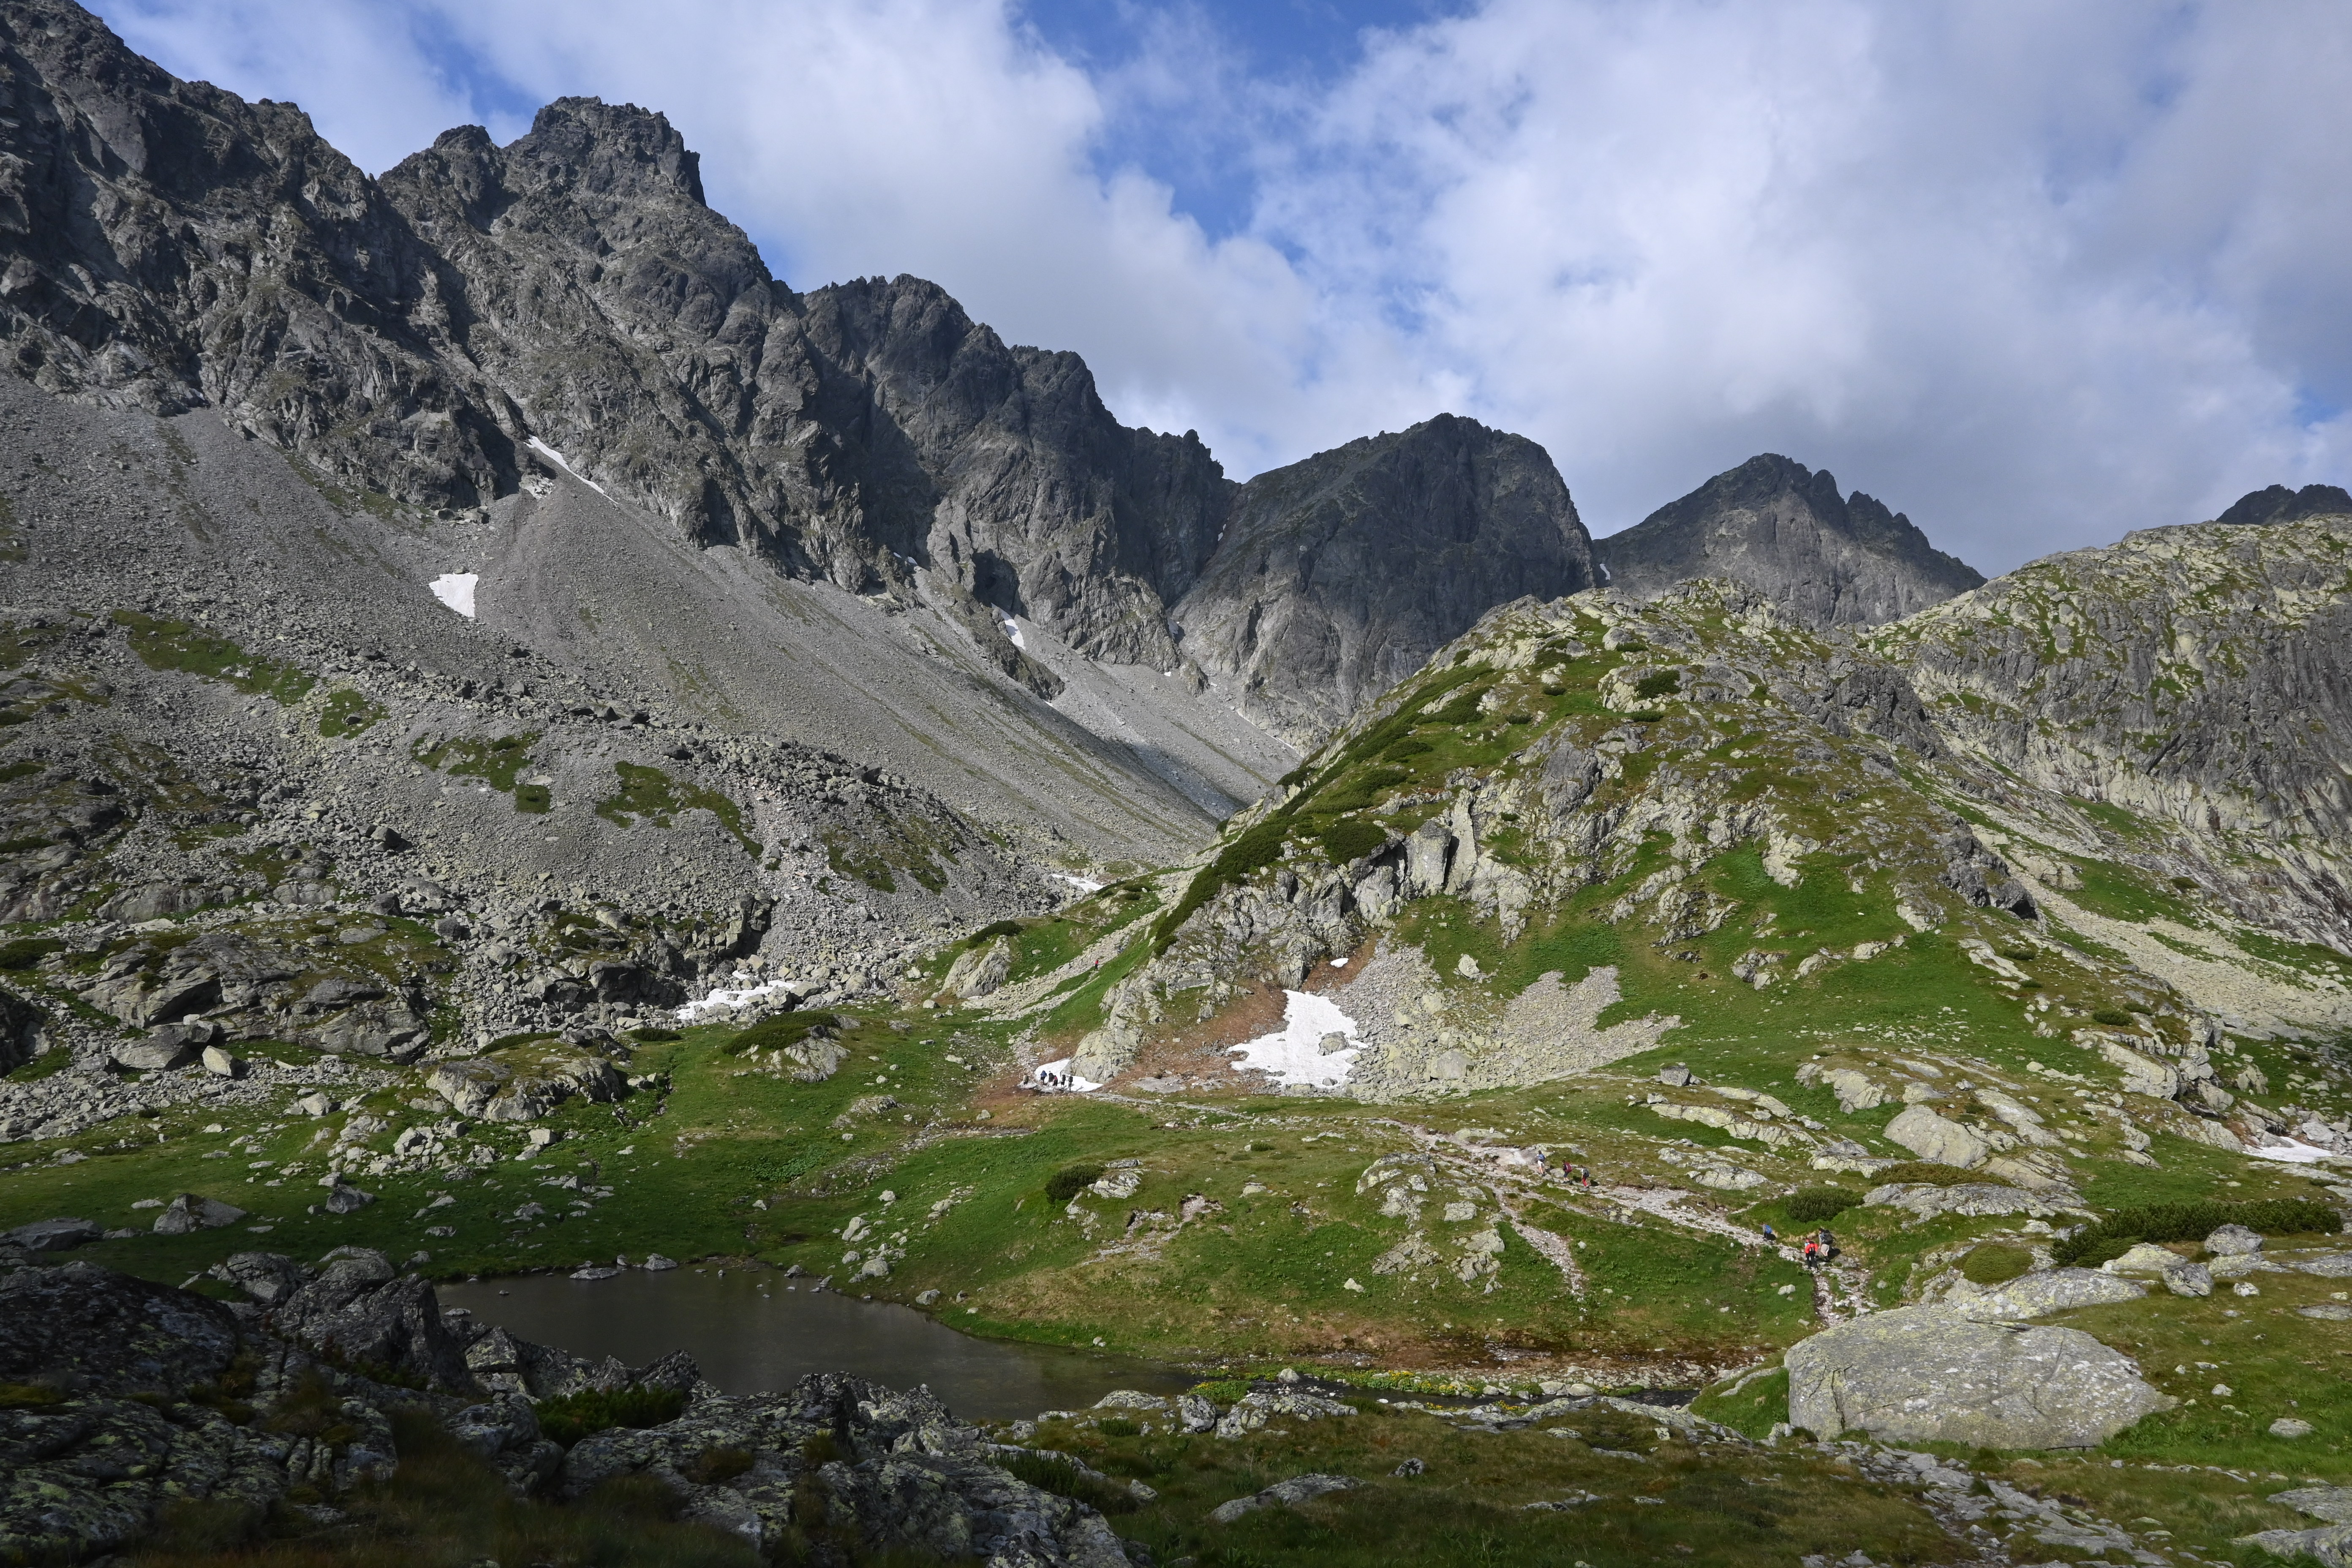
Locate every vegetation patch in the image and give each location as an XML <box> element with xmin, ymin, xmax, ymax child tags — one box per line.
<box><xmin>1783</xmin><ymin>1187</ymin><xmax>1861</xmax><ymax>1225</ymax></box>
<box><xmin>534</xmin><ymin>1386</ymin><xmax>690</xmax><ymax>1446</ymax></box>
<box><xmin>414</xmin><ymin>733</ymin><xmax>539</xmax><ymax>795</ymax></box>
<box><xmin>1959</xmin><ymin>1243</ymin><xmax>2034</xmax><ymax>1285</ymax></box>
<box><xmin>2052</xmin><ymin>1198</ymin><xmax>2340</xmax><ymax>1266</ymax></box>
<box><xmin>317</xmin><ymin>689</ymin><xmax>384</xmax><ymax>738</ymax></box>
<box><xmin>596</xmin><ymin>762</ymin><xmax>755</xmax><ymax>852</ymax></box>
<box><xmin>113</xmin><ymin>610</ymin><xmax>314</xmax><ymax>704</ymax></box>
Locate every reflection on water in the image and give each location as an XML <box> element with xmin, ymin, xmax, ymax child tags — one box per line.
<box><xmin>438</xmin><ymin>1269</ymin><xmax>1192</xmax><ymax>1424</ymax></box>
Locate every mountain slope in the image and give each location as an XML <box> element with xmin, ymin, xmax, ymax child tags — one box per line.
<box><xmin>1872</xmin><ymin>511</ymin><xmax>2352</xmax><ymax>945</ymax></box>
<box><xmin>1172</xmin><ymin>414</ymin><xmax>1594</xmax><ymax>747</ymax></box>
<box><xmin>1595</xmin><ymin>453</ymin><xmax>1983</xmax><ymax>626</ymax></box>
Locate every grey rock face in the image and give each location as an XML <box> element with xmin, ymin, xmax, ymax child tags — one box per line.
<box><xmin>1785</xmin><ymin>1304</ymin><xmax>2172</xmax><ymax>1448</ymax></box>
<box><xmin>1876</xmin><ymin>514</ymin><xmax>2352</xmax><ymax>928</ymax></box>
<box><xmin>1175</xmin><ymin>414</ymin><xmax>1595</xmax><ymax>746</ymax></box>
<box><xmin>1596</xmin><ymin>454</ymin><xmax>1982</xmax><ymax>627</ymax></box>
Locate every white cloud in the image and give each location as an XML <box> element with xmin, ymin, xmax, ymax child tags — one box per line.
<box><xmin>92</xmin><ymin>0</ymin><xmax>2352</xmax><ymax>574</ymax></box>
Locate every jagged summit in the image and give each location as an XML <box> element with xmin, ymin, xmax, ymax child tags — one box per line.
<box><xmin>2214</xmin><ymin>481</ymin><xmax>2352</xmax><ymax>527</ymax></box>
<box><xmin>1595</xmin><ymin>453</ymin><xmax>1984</xmax><ymax>627</ymax></box>
<box><xmin>1172</xmin><ymin>414</ymin><xmax>1594</xmax><ymax>747</ymax></box>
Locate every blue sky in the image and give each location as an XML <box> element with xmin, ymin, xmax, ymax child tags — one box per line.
<box><xmin>95</xmin><ymin>0</ymin><xmax>2352</xmax><ymax>571</ymax></box>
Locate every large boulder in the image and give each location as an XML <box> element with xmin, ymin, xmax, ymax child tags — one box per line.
<box><xmin>0</xmin><ymin>1263</ymin><xmax>243</xmax><ymax>1394</ymax></box>
<box><xmin>270</xmin><ymin>1248</ymin><xmax>475</xmax><ymax>1391</ymax></box>
<box><xmin>1884</xmin><ymin>1106</ymin><xmax>1989</xmax><ymax>1168</ymax></box>
<box><xmin>0</xmin><ymin>985</ymin><xmax>49</xmax><ymax>1071</ymax></box>
<box><xmin>1785</xmin><ymin>1305</ymin><xmax>2172</xmax><ymax>1448</ymax></box>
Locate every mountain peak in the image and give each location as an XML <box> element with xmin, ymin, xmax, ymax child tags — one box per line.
<box><xmin>2214</xmin><ymin>482</ymin><xmax>2352</xmax><ymax>527</ymax></box>
<box><xmin>1595</xmin><ymin>452</ymin><xmax>1983</xmax><ymax>627</ymax></box>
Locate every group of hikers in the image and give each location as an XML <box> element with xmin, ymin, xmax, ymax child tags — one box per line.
<box><xmin>1759</xmin><ymin>1220</ymin><xmax>1838</xmax><ymax>1268</ymax></box>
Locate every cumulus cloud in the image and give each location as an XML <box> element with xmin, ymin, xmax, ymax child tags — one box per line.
<box><xmin>97</xmin><ymin>0</ymin><xmax>2352</xmax><ymax>572</ymax></box>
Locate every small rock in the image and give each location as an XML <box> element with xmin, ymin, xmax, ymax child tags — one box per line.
<box><xmin>642</xmin><ymin>1254</ymin><xmax>677</xmax><ymax>1271</ymax></box>
<box><xmin>4</xmin><ymin>1217</ymin><xmax>103</xmax><ymax>1252</ymax></box>
<box><xmin>915</xmin><ymin>1289</ymin><xmax>941</xmax><ymax>1306</ymax></box>
<box><xmin>1393</xmin><ymin>1457</ymin><xmax>1426</xmax><ymax>1476</ymax></box>
<box><xmin>1209</xmin><ymin>1473</ymin><xmax>1361</xmax><ymax>1523</ymax></box>
<box><xmin>1656</xmin><ymin>1064</ymin><xmax>1693</xmax><ymax>1087</ymax></box>
<box><xmin>200</xmin><ymin>1045</ymin><xmax>237</xmax><ymax>1077</ymax></box>
<box><xmin>2271</xmin><ymin>1418</ymin><xmax>2315</xmax><ymax>1439</ymax></box>
<box><xmin>2298</xmin><ymin>1303</ymin><xmax>2352</xmax><ymax>1321</ymax></box>
<box><xmin>2233</xmin><ymin>1281</ymin><xmax>2261</xmax><ymax>1297</ymax></box>
<box><xmin>571</xmin><ymin>1266</ymin><xmax>623</xmax><ymax>1281</ymax></box>
<box><xmin>294</xmin><ymin>1092</ymin><xmax>335</xmax><ymax>1116</ymax></box>
<box><xmin>323</xmin><ymin>1183</ymin><xmax>375</xmax><ymax>1215</ymax></box>
<box><xmin>153</xmin><ymin>1194</ymin><xmax>248</xmax><ymax>1234</ymax></box>
<box><xmin>2205</xmin><ymin>1223</ymin><xmax>2265</xmax><ymax>1257</ymax></box>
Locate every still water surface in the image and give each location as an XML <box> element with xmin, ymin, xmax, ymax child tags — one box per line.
<box><xmin>440</xmin><ymin>1268</ymin><xmax>1191</xmax><ymax>1423</ymax></box>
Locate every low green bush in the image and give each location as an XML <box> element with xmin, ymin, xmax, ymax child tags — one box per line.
<box><xmin>2090</xmin><ymin>1008</ymin><xmax>2135</xmax><ymax>1027</ymax></box>
<box><xmin>1001</xmin><ymin>1451</ymin><xmax>1137</xmax><ymax>1514</ymax></box>
<box><xmin>1316</xmin><ymin>818</ymin><xmax>1389</xmax><ymax>864</ymax></box>
<box><xmin>2051</xmin><ymin>1198</ymin><xmax>2341</xmax><ymax>1266</ymax></box>
<box><xmin>1045</xmin><ymin>1164</ymin><xmax>1106</xmax><ymax>1203</ymax></box>
<box><xmin>1783</xmin><ymin>1187</ymin><xmax>1859</xmax><ymax>1225</ymax></box>
<box><xmin>536</xmin><ymin>1386</ymin><xmax>688</xmax><ymax>1447</ymax></box>
<box><xmin>1634</xmin><ymin>669</ymin><xmax>1681</xmax><ymax>699</ymax></box>
<box><xmin>0</xmin><ymin>937</ymin><xmax>63</xmax><ymax>971</ymax></box>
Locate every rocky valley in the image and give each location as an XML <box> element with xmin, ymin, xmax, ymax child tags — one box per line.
<box><xmin>5</xmin><ymin>3</ymin><xmax>2352</xmax><ymax>1566</ymax></box>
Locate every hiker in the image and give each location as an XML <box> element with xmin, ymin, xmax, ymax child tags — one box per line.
<box><xmin>1802</xmin><ymin>1238</ymin><xmax>1819</xmax><ymax>1269</ymax></box>
<box><xmin>1817</xmin><ymin>1226</ymin><xmax>1837</xmax><ymax>1260</ymax></box>
<box><xmin>1760</xmin><ymin>1221</ymin><xmax>1777</xmax><ymax>1245</ymax></box>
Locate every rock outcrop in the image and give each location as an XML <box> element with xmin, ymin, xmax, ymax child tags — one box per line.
<box><xmin>1174</xmin><ymin>415</ymin><xmax>1595</xmax><ymax>746</ymax></box>
<box><xmin>1784</xmin><ymin>1305</ymin><xmax>2172</xmax><ymax>1448</ymax></box>
<box><xmin>0</xmin><ymin>1255</ymin><xmax>1135</xmax><ymax>1567</ymax></box>
<box><xmin>556</xmin><ymin>1373</ymin><xmax>1135</xmax><ymax>1563</ymax></box>
<box><xmin>1595</xmin><ymin>454</ymin><xmax>1983</xmax><ymax>627</ymax></box>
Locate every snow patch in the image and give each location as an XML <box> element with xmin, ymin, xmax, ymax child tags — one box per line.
<box><xmin>1229</xmin><ymin>990</ymin><xmax>1360</xmax><ymax>1089</ymax></box>
<box><xmin>2246</xmin><ymin>1138</ymin><xmax>2339</xmax><ymax>1165</ymax></box>
<box><xmin>1028</xmin><ymin>1058</ymin><xmax>1100</xmax><ymax>1093</ymax></box>
<box><xmin>428</xmin><ymin>573</ymin><xmax>478</xmax><ymax>618</ymax></box>
<box><xmin>527</xmin><ymin>436</ymin><xmax>610</xmax><ymax>498</ymax></box>
<box><xmin>1051</xmin><ymin>873</ymin><xmax>1105</xmax><ymax>894</ymax></box>
<box><xmin>677</xmin><ymin>976</ymin><xmax>799</xmax><ymax>1021</ymax></box>
<box><xmin>1002</xmin><ymin>616</ymin><xmax>1026</xmax><ymax>649</ymax></box>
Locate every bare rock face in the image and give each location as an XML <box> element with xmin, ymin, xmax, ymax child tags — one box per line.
<box><xmin>1595</xmin><ymin>454</ymin><xmax>1983</xmax><ymax>627</ymax></box>
<box><xmin>1874</xmin><ymin>513</ymin><xmax>2352</xmax><ymax>912</ymax></box>
<box><xmin>1174</xmin><ymin>415</ymin><xmax>1595</xmax><ymax>746</ymax></box>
